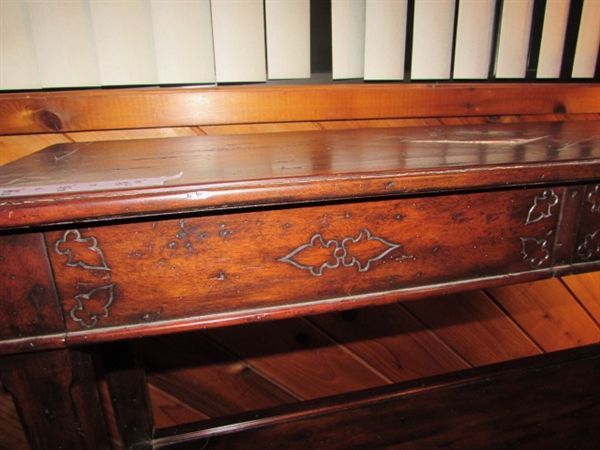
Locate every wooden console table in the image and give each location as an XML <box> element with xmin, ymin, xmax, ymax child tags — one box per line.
<box><xmin>1</xmin><ymin>119</ymin><xmax>599</xmax><ymax>448</ymax></box>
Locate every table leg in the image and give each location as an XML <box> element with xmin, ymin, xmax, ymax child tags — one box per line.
<box><xmin>0</xmin><ymin>348</ymin><xmax>111</xmax><ymax>449</ymax></box>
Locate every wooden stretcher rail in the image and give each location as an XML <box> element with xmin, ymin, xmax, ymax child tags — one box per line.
<box><xmin>152</xmin><ymin>343</ymin><xmax>600</xmax><ymax>449</ymax></box>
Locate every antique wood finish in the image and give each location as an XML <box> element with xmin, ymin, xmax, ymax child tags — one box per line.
<box><xmin>0</xmin><ymin>121</ymin><xmax>598</xmax><ymax>351</ymax></box>
<box><xmin>0</xmin><ymin>348</ymin><xmax>111</xmax><ymax>449</ymax></box>
<box><xmin>152</xmin><ymin>344</ymin><xmax>600</xmax><ymax>450</ymax></box>
<box><xmin>0</xmin><ymin>233</ymin><xmax>65</xmax><ymax>354</ymax></box>
<box><xmin>1</xmin><ymin>83</ymin><xmax>599</xmax><ymax>449</ymax></box>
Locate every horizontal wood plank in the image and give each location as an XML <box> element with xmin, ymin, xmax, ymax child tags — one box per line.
<box><xmin>153</xmin><ymin>344</ymin><xmax>600</xmax><ymax>449</ymax></box>
<box><xmin>1</xmin><ymin>84</ymin><xmax>598</xmax><ymax>135</ymax></box>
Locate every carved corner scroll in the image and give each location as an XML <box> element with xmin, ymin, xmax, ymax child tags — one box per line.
<box><xmin>54</xmin><ymin>229</ymin><xmax>114</xmax><ymax>328</ymax></box>
<box><xmin>520</xmin><ymin>189</ymin><xmax>559</xmax><ymax>269</ymax></box>
<box><xmin>279</xmin><ymin>229</ymin><xmax>412</xmax><ymax>276</ymax></box>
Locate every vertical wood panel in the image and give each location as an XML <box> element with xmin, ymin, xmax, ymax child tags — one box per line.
<box><xmin>487</xmin><ymin>279</ymin><xmax>600</xmax><ymax>351</ymax></box>
<box><xmin>402</xmin><ymin>291</ymin><xmax>543</xmax><ymax>365</ymax></box>
<box><xmin>364</xmin><ymin>0</ymin><xmax>407</xmax><ymax>80</ymax></box>
<box><xmin>204</xmin><ymin>318</ymin><xmax>391</xmax><ymax>400</ymax></box>
<box><xmin>572</xmin><ymin>0</ymin><xmax>600</xmax><ymax>78</ymax></box>
<box><xmin>0</xmin><ymin>0</ymin><xmax>40</xmax><ymax>90</ymax></box>
<box><xmin>307</xmin><ymin>304</ymin><xmax>470</xmax><ymax>382</ymax></box>
<box><xmin>332</xmin><ymin>0</ymin><xmax>366</xmax><ymax>79</ymax></box>
<box><xmin>411</xmin><ymin>0</ymin><xmax>456</xmax><ymax>80</ymax></box>
<box><xmin>453</xmin><ymin>0</ymin><xmax>496</xmax><ymax>79</ymax></box>
<box><xmin>265</xmin><ymin>0</ymin><xmax>310</xmax><ymax>80</ymax></box>
<box><xmin>495</xmin><ymin>0</ymin><xmax>535</xmax><ymax>78</ymax></box>
<box><xmin>89</xmin><ymin>0</ymin><xmax>158</xmax><ymax>86</ymax></box>
<box><xmin>150</xmin><ymin>0</ymin><xmax>216</xmax><ymax>85</ymax></box>
<box><xmin>537</xmin><ymin>0</ymin><xmax>570</xmax><ymax>78</ymax></box>
<box><xmin>211</xmin><ymin>0</ymin><xmax>266</xmax><ymax>83</ymax></box>
<box><xmin>562</xmin><ymin>272</ymin><xmax>600</xmax><ymax>324</ymax></box>
<box><xmin>26</xmin><ymin>0</ymin><xmax>99</xmax><ymax>88</ymax></box>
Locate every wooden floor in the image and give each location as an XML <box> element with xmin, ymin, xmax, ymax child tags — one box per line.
<box><xmin>2</xmin><ymin>273</ymin><xmax>598</xmax><ymax>449</ymax></box>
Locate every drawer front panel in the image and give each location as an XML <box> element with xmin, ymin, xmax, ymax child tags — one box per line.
<box><xmin>45</xmin><ymin>187</ymin><xmax>562</xmax><ymax>332</ymax></box>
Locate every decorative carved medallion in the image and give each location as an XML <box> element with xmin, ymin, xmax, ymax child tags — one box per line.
<box><xmin>70</xmin><ymin>283</ymin><xmax>115</xmax><ymax>329</ymax></box>
<box><xmin>587</xmin><ymin>184</ymin><xmax>600</xmax><ymax>214</ymax></box>
<box><xmin>54</xmin><ymin>229</ymin><xmax>110</xmax><ymax>271</ymax></box>
<box><xmin>520</xmin><ymin>237</ymin><xmax>550</xmax><ymax>269</ymax></box>
<box><xmin>577</xmin><ymin>230</ymin><xmax>600</xmax><ymax>261</ymax></box>
<box><xmin>279</xmin><ymin>229</ymin><xmax>411</xmax><ymax>276</ymax></box>
<box><xmin>525</xmin><ymin>189</ymin><xmax>559</xmax><ymax>225</ymax></box>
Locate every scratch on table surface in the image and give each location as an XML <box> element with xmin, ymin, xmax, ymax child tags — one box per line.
<box><xmin>408</xmin><ymin>134</ymin><xmax>553</xmax><ymax>146</ymax></box>
<box><xmin>0</xmin><ymin>172</ymin><xmax>184</xmax><ymax>198</ymax></box>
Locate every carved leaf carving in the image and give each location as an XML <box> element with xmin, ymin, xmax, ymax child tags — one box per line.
<box><xmin>342</xmin><ymin>230</ymin><xmax>402</xmax><ymax>272</ymax></box>
<box><xmin>525</xmin><ymin>189</ymin><xmax>559</xmax><ymax>225</ymax></box>
<box><xmin>520</xmin><ymin>237</ymin><xmax>549</xmax><ymax>268</ymax></box>
<box><xmin>279</xmin><ymin>229</ymin><xmax>410</xmax><ymax>276</ymax></box>
<box><xmin>70</xmin><ymin>283</ymin><xmax>115</xmax><ymax>329</ymax></box>
<box><xmin>577</xmin><ymin>230</ymin><xmax>600</xmax><ymax>261</ymax></box>
<box><xmin>587</xmin><ymin>185</ymin><xmax>600</xmax><ymax>214</ymax></box>
<box><xmin>55</xmin><ymin>229</ymin><xmax>110</xmax><ymax>270</ymax></box>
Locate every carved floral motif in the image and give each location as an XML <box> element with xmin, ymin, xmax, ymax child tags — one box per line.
<box><xmin>70</xmin><ymin>283</ymin><xmax>115</xmax><ymax>329</ymax></box>
<box><xmin>520</xmin><ymin>237</ymin><xmax>550</xmax><ymax>269</ymax></box>
<box><xmin>525</xmin><ymin>189</ymin><xmax>559</xmax><ymax>225</ymax></box>
<box><xmin>587</xmin><ymin>184</ymin><xmax>600</xmax><ymax>214</ymax></box>
<box><xmin>520</xmin><ymin>189</ymin><xmax>559</xmax><ymax>269</ymax></box>
<box><xmin>54</xmin><ymin>229</ymin><xmax>110</xmax><ymax>271</ymax></box>
<box><xmin>54</xmin><ymin>229</ymin><xmax>114</xmax><ymax>328</ymax></box>
<box><xmin>577</xmin><ymin>230</ymin><xmax>600</xmax><ymax>261</ymax></box>
<box><xmin>279</xmin><ymin>229</ymin><xmax>411</xmax><ymax>276</ymax></box>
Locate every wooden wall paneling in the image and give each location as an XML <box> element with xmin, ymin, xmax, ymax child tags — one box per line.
<box><xmin>486</xmin><ymin>278</ymin><xmax>600</xmax><ymax>352</ymax></box>
<box><xmin>401</xmin><ymin>291</ymin><xmax>543</xmax><ymax>366</ymax></box>
<box><xmin>1</xmin><ymin>84</ymin><xmax>598</xmax><ymax>136</ymax></box>
<box><xmin>561</xmin><ymin>273</ymin><xmax>600</xmax><ymax>324</ymax></box>
<box><xmin>66</xmin><ymin>127</ymin><xmax>204</xmax><ymax>143</ymax></box>
<box><xmin>306</xmin><ymin>304</ymin><xmax>471</xmax><ymax>382</ymax></box>
<box><xmin>154</xmin><ymin>345</ymin><xmax>600</xmax><ymax>450</ymax></box>
<box><xmin>198</xmin><ymin>122</ymin><xmax>321</xmax><ymax>136</ymax></box>
<box><xmin>203</xmin><ymin>318</ymin><xmax>392</xmax><ymax>400</ymax></box>
<box><xmin>0</xmin><ymin>133</ymin><xmax>72</xmax><ymax>166</ymax></box>
<box><xmin>148</xmin><ymin>384</ymin><xmax>210</xmax><ymax>429</ymax></box>
<box><xmin>142</xmin><ymin>332</ymin><xmax>301</xmax><ymax>420</ymax></box>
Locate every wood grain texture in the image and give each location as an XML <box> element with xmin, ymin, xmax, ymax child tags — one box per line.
<box><xmin>203</xmin><ymin>318</ymin><xmax>391</xmax><ymax>400</ymax></box>
<box><xmin>307</xmin><ymin>304</ymin><xmax>471</xmax><ymax>382</ymax></box>
<box><xmin>487</xmin><ymin>278</ymin><xmax>600</xmax><ymax>351</ymax></box>
<box><xmin>402</xmin><ymin>291</ymin><xmax>543</xmax><ymax>365</ymax></box>
<box><xmin>0</xmin><ymin>349</ymin><xmax>111</xmax><ymax>449</ymax></box>
<box><xmin>562</xmin><ymin>272</ymin><xmax>600</xmax><ymax>324</ymax></box>
<box><xmin>2</xmin><ymin>120</ymin><xmax>599</xmax><ymax>230</ymax></box>
<box><xmin>1</xmin><ymin>84</ymin><xmax>598</xmax><ymax>135</ymax></box>
<box><xmin>0</xmin><ymin>233</ymin><xmax>65</xmax><ymax>355</ymax></box>
<box><xmin>153</xmin><ymin>344</ymin><xmax>600</xmax><ymax>450</ymax></box>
